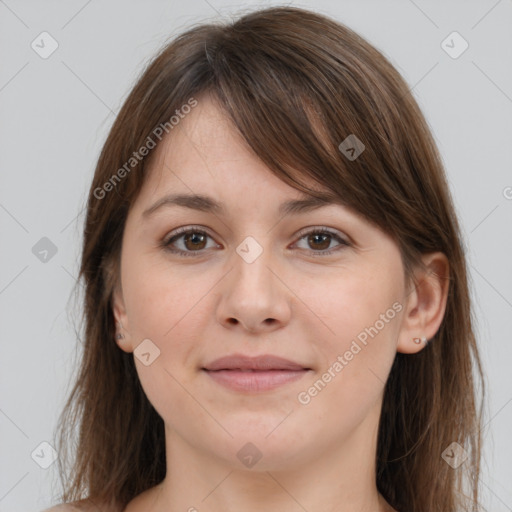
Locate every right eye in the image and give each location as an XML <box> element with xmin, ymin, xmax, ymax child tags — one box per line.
<box><xmin>161</xmin><ymin>226</ymin><xmax>219</xmax><ymax>257</ymax></box>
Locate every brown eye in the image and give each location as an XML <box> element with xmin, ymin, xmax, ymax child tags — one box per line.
<box><xmin>307</xmin><ymin>233</ymin><xmax>331</xmax><ymax>251</ymax></box>
<box><xmin>294</xmin><ymin>228</ymin><xmax>349</xmax><ymax>256</ymax></box>
<box><xmin>182</xmin><ymin>231</ymin><xmax>208</xmax><ymax>251</ymax></box>
<box><xmin>163</xmin><ymin>227</ymin><xmax>217</xmax><ymax>257</ymax></box>
<box><xmin>162</xmin><ymin>226</ymin><xmax>349</xmax><ymax>258</ymax></box>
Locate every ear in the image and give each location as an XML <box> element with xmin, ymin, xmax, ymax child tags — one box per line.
<box><xmin>112</xmin><ymin>282</ymin><xmax>134</xmax><ymax>353</ymax></box>
<box><xmin>397</xmin><ymin>252</ymin><xmax>450</xmax><ymax>354</ymax></box>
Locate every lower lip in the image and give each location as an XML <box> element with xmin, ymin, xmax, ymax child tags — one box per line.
<box><xmin>203</xmin><ymin>369</ymin><xmax>309</xmax><ymax>392</ymax></box>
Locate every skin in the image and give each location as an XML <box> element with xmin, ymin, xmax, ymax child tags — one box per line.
<box><xmin>112</xmin><ymin>94</ymin><xmax>449</xmax><ymax>512</ymax></box>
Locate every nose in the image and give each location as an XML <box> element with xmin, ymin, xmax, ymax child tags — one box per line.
<box><xmin>216</xmin><ymin>238</ymin><xmax>292</xmax><ymax>334</ymax></box>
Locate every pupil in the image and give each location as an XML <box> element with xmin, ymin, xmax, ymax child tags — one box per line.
<box><xmin>187</xmin><ymin>233</ymin><xmax>205</xmax><ymax>249</ymax></box>
<box><xmin>310</xmin><ymin>233</ymin><xmax>329</xmax><ymax>250</ymax></box>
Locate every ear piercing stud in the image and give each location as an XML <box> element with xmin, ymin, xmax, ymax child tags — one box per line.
<box><xmin>115</xmin><ymin>321</ymin><xmax>125</xmax><ymax>341</ymax></box>
<box><xmin>413</xmin><ymin>336</ymin><xmax>428</xmax><ymax>345</ymax></box>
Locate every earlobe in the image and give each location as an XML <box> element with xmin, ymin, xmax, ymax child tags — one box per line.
<box><xmin>396</xmin><ymin>252</ymin><xmax>450</xmax><ymax>354</ymax></box>
<box><xmin>112</xmin><ymin>284</ymin><xmax>133</xmax><ymax>353</ymax></box>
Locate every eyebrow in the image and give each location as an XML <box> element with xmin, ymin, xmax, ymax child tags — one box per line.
<box><xmin>142</xmin><ymin>192</ymin><xmax>340</xmax><ymax>219</ymax></box>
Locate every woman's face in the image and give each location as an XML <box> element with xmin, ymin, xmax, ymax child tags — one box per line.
<box><xmin>113</xmin><ymin>95</ymin><xmax>410</xmax><ymax>471</ymax></box>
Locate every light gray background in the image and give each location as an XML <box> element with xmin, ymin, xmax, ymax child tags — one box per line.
<box><xmin>1</xmin><ymin>1</ymin><xmax>511</xmax><ymax>511</ymax></box>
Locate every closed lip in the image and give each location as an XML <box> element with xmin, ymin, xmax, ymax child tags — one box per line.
<box><xmin>202</xmin><ymin>354</ymin><xmax>310</xmax><ymax>371</ymax></box>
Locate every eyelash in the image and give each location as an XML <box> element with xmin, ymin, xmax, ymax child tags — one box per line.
<box><xmin>161</xmin><ymin>225</ymin><xmax>350</xmax><ymax>258</ymax></box>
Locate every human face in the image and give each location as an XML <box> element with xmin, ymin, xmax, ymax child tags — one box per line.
<box><xmin>113</xmin><ymin>95</ymin><xmax>407</xmax><ymax>472</ymax></box>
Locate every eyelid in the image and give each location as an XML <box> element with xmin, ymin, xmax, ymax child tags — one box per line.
<box><xmin>294</xmin><ymin>225</ymin><xmax>348</xmax><ymax>243</ymax></box>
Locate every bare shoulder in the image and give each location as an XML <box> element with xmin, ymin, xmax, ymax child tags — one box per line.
<box><xmin>41</xmin><ymin>505</ymin><xmax>82</xmax><ymax>512</ymax></box>
<box><xmin>41</xmin><ymin>504</ymin><xmax>83</xmax><ymax>512</ymax></box>
<box><xmin>41</xmin><ymin>498</ymin><xmax>123</xmax><ymax>512</ymax></box>
<box><xmin>42</xmin><ymin>507</ymin><xmax>78</xmax><ymax>512</ymax></box>
<box><xmin>42</xmin><ymin>487</ymin><xmax>161</xmax><ymax>512</ymax></box>
<box><xmin>122</xmin><ymin>484</ymin><xmax>162</xmax><ymax>512</ymax></box>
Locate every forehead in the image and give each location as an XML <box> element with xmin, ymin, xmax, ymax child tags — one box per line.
<box><xmin>120</xmin><ymin>97</ymin><xmax>401</xmax><ymax>261</ymax></box>
<box><xmin>133</xmin><ymin>96</ymin><xmax>337</xmax><ymax>214</ymax></box>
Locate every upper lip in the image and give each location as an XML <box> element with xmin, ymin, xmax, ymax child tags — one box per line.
<box><xmin>202</xmin><ymin>354</ymin><xmax>309</xmax><ymax>371</ymax></box>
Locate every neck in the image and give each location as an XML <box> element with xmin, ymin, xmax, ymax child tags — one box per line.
<box><xmin>148</xmin><ymin>401</ymin><xmax>394</xmax><ymax>512</ymax></box>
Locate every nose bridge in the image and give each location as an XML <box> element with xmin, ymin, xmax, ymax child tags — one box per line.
<box><xmin>233</xmin><ymin>234</ymin><xmax>274</xmax><ymax>289</ymax></box>
<box><xmin>216</xmin><ymin>232</ymin><xmax>291</xmax><ymax>332</ymax></box>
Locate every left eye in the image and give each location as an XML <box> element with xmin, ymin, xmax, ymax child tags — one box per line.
<box><xmin>162</xmin><ymin>226</ymin><xmax>349</xmax><ymax>257</ymax></box>
<box><xmin>294</xmin><ymin>229</ymin><xmax>349</xmax><ymax>254</ymax></box>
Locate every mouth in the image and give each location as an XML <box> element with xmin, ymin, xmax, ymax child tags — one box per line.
<box><xmin>201</xmin><ymin>353</ymin><xmax>311</xmax><ymax>392</ymax></box>
<box><xmin>202</xmin><ymin>368</ymin><xmax>310</xmax><ymax>392</ymax></box>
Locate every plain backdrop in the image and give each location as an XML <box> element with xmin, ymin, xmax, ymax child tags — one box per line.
<box><xmin>1</xmin><ymin>0</ymin><xmax>511</xmax><ymax>511</ymax></box>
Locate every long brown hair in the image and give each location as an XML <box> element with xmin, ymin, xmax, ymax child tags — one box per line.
<box><xmin>54</xmin><ymin>6</ymin><xmax>486</xmax><ymax>512</ymax></box>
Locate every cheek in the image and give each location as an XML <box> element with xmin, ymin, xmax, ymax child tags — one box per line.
<box><xmin>310</xmin><ymin>266</ymin><xmax>401</xmax><ymax>343</ymax></box>
<box><xmin>307</xmin><ymin>266</ymin><xmax>402</xmax><ymax>397</ymax></box>
<box><xmin>134</xmin><ymin>356</ymin><xmax>208</xmax><ymax>436</ymax></box>
<box><xmin>124</xmin><ymin>257</ymin><xmax>230</xmax><ymax>381</ymax></box>
<box><xmin>124</xmin><ymin>264</ymin><xmax>212</xmax><ymax>424</ymax></box>
<box><xmin>123</xmin><ymin>256</ymin><xmax>210</xmax><ymax>337</ymax></box>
